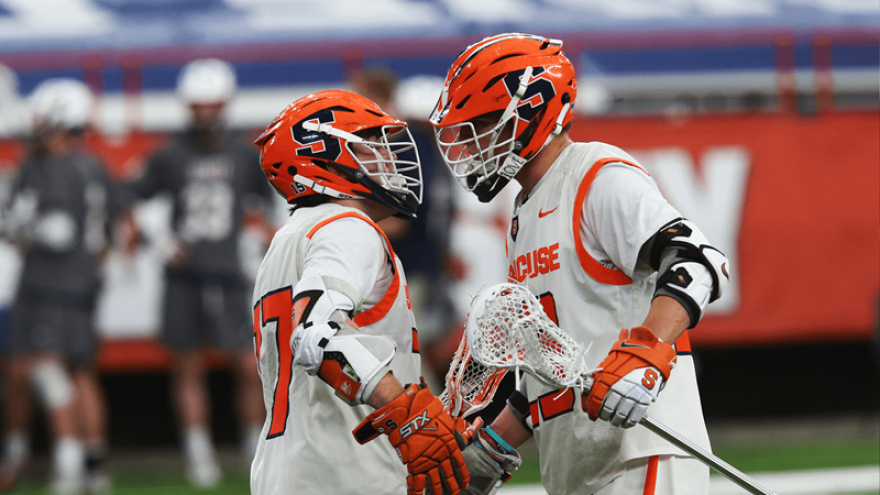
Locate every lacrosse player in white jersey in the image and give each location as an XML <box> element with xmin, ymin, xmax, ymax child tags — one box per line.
<box><xmin>429</xmin><ymin>33</ymin><xmax>730</xmax><ymax>495</ymax></box>
<box><xmin>250</xmin><ymin>90</ymin><xmax>471</xmax><ymax>495</ymax></box>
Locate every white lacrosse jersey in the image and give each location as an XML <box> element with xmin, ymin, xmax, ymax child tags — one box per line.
<box><xmin>507</xmin><ymin>142</ymin><xmax>712</xmax><ymax>494</ymax></box>
<box><xmin>250</xmin><ymin>203</ymin><xmax>420</xmax><ymax>495</ymax></box>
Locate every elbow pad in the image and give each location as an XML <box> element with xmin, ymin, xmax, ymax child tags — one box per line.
<box><xmin>290</xmin><ymin>275</ymin><xmax>394</xmax><ymax>406</ymax></box>
<box><xmin>292</xmin><ymin>320</ymin><xmax>396</xmax><ymax>406</ymax></box>
<box><xmin>317</xmin><ymin>326</ymin><xmax>396</xmax><ymax>406</ymax></box>
<box><xmin>650</xmin><ymin>220</ymin><xmax>730</xmax><ymax>328</ymax></box>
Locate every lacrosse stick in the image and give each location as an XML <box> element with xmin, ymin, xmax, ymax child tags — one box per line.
<box><xmin>447</xmin><ymin>283</ymin><xmax>777</xmax><ymax>495</ymax></box>
<box><xmin>438</xmin><ymin>323</ymin><xmax>509</xmax><ymax>419</ymax></box>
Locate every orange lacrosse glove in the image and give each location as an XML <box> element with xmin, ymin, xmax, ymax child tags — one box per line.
<box><xmin>452</xmin><ymin>416</ymin><xmax>483</xmax><ymax>446</ymax></box>
<box><xmin>584</xmin><ymin>327</ymin><xmax>678</xmax><ymax>428</ymax></box>
<box><xmin>353</xmin><ymin>383</ymin><xmax>470</xmax><ymax>495</ymax></box>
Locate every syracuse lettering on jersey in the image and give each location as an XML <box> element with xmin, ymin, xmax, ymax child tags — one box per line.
<box><xmin>508</xmin><ymin>243</ymin><xmax>561</xmax><ymax>282</ymax></box>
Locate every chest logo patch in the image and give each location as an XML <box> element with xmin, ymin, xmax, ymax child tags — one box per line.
<box><xmin>538</xmin><ymin>206</ymin><xmax>558</xmax><ymax>218</ymax></box>
<box><xmin>510</xmin><ymin>215</ymin><xmax>519</xmax><ymax>242</ymax></box>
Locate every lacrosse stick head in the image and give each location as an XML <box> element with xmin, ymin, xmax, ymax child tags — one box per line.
<box><xmin>467</xmin><ymin>283</ymin><xmax>590</xmax><ymax>389</ymax></box>
<box><xmin>439</xmin><ymin>325</ymin><xmax>508</xmax><ymax>418</ymax></box>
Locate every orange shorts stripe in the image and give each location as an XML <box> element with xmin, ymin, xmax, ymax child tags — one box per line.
<box><xmin>643</xmin><ymin>455</ymin><xmax>659</xmax><ymax>495</ymax></box>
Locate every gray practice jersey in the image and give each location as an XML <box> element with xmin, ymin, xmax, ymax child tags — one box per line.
<box><xmin>5</xmin><ymin>152</ymin><xmax>120</xmax><ymax>296</ymax></box>
<box><xmin>128</xmin><ymin>131</ymin><xmax>273</xmax><ymax>277</ymax></box>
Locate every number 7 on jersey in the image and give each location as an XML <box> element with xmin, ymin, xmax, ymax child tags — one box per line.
<box><xmin>253</xmin><ymin>287</ymin><xmax>323</xmax><ymax>438</ymax></box>
<box><xmin>253</xmin><ymin>287</ymin><xmax>294</xmax><ymax>439</ymax></box>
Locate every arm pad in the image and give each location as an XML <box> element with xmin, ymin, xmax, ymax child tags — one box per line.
<box><xmin>288</xmin><ymin>274</ymin><xmax>395</xmax><ymax>406</ymax></box>
<box><xmin>316</xmin><ymin>326</ymin><xmax>396</xmax><ymax>406</ymax></box>
<box><xmin>650</xmin><ymin>219</ymin><xmax>730</xmax><ymax>328</ymax></box>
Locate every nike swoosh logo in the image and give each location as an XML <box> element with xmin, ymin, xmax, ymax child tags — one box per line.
<box><xmin>620</xmin><ymin>342</ymin><xmax>651</xmax><ymax>350</ymax></box>
<box><xmin>538</xmin><ymin>206</ymin><xmax>558</xmax><ymax>218</ymax></box>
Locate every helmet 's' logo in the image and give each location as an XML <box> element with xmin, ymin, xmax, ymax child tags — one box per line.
<box><xmin>503</xmin><ymin>67</ymin><xmax>556</xmax><ymax>122</ymax></box>
<box><xmin>292</xmin><ymin>109</ymin><xmax>342</xmax><ymax>162</ymax></box>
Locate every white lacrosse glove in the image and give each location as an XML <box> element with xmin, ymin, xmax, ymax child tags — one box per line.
<box><xmin>585</xmin><ymin>327</ymin><xmax>677</xmax><ymax>429</ymax></box>
<box><xmin>462</xmin><ymin>426</ymin><xmax>521</xmax><ymax>495</ymax></box>
<box><xmin>290</xmin><ymin>321</ymin><xmax>340</xmax><ymax>375</ymax></box>
<box><xmin>596</xmin><ymin>367</ymin><xmax>664</xmax><ymax>428</ymax></box>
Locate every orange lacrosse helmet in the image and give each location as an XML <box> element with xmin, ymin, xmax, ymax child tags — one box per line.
<box><xmin>255</xmin><ymin>89</ymin><xmax>423</xmax><ymax>218</ymax></box>
<box><xmin>430</xmin><ymin>33</ymin><xmax>577</xmax><ymax>202</ymax></box>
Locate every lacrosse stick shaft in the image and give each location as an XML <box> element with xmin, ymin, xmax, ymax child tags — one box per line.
<box><xmin>639</xmin><ymin>416</ymin><xmax>776</xmax><ymax>495</ymax></box>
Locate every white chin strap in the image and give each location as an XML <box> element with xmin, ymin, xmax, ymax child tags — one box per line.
<box><xmin>545</xmin><ymin>100</ymin><xmax>571</xmax><ymax>148</ymax></box>
<box><xmin>293</xmin><ymin>176</ymin><xmax>358</xmax><ymax>200</ymax></box>
<box><xmin>484</xmin><ymin>66</ymin><xmax>533</xmax><ymax>181</ymax></box>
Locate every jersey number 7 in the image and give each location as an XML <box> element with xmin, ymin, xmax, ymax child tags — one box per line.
<box><xmin>254</xmin><ymin>287</ymin><xmax>323</xmax><ymax>439</ymax></box>
<box><xmin>253</xmin><ymin>287</ymin><xmax>294</xmax><ymax>438</ymax></box>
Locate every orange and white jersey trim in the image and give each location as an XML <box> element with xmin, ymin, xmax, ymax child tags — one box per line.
<box><xmin>506</xmin><ymin>142</ymin><xmax>711</xmax><ymax>494</ymax></box>
<box><xmin>250</xmin><ymin>203</ymin><xmax>418</xmax><ymax>495</ymax></box>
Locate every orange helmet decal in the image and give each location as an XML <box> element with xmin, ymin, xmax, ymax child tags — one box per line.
<box><xmin>430</xmin><ymin>33</ymin><xmax>577</xmax><ymax>202</ymax></box>
<box><xmin>255</xmin><ymin>90</ymin><xmax>423</xmax><ymax>218</ymax></box>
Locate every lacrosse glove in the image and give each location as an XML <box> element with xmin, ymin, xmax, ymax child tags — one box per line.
<box><xmin>461</xmin><ymin>425</ymin><xmax>521</xmax><ymax>495</ymax></box>
<box><xmin>584</xmin><ymin>327</ymin><xmax>677</xmax><ymax>428</ymax></box>
<box><xmin>354</xmin><ymin>382</ymin><xmax>470</xmax><ymax>495</ymax></box>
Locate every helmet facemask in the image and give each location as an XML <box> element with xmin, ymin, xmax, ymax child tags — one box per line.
<box><xmin>430</xmin><ymin>34</ymin><xmax>577</xmax><ymax>202</ymax></box>
<box><xmin>434</xmin><ymin>65</ymin><xmax>556</xmax><ymax>202</ymax></box>
<box><xmin>299</xmin><ymin>120</ymin><xmax>423</xmax><ymax>212</ymax></box>
<box><xmin>435</xmin><ymin>109</ymin><xmax>519</xmax><ymax>200</ymax></box>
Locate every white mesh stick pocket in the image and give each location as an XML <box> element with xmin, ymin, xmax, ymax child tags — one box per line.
<box><xmin>467</xmin><ymin>283</ymin><xmax>590</xmax><ymax>389</ymax></box>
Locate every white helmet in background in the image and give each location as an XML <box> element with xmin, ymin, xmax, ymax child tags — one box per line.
<box><xmin>29</xmin><ymin>78</ymin><xmax>95</xmax><ymax>130</ymax></box>
<box><xmin>0</xmin><ymin>63</ymin><xmax>19</xmax><ymax>109</ymax></box>
<box><xmin>0</xmin><ymin>63</ymin><xmax>28</xmax><ymax>136</ymax></box>
<box><xmin>177</xmin><ymin>58</ymin><xmax>237</xmax><ymax>105</ymax></box>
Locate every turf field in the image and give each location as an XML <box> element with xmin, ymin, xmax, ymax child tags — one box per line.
<box><xmin>5</xmin><ymin>417</ymin><xmax>879</xmax><ymax>494</ymax></box>
<box><xmin>506</xmin><ymin>437</ymin><xmax>880</xmax><ymax>487</ymax></box>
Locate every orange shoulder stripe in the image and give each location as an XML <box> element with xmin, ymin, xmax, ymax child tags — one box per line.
<box><xmin>572</xmin><ymin>157</ymin><xmax>650</xmax><ymax>286</ymax></box>
<box><xmin>305</xmin><ymin>211</ymin><xmax>400</xmax><ymax>328</ymax></box>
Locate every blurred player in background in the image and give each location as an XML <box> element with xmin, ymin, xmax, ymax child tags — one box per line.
<box><xmin>0</xmin><ymin>78</ymin><xmax>119</xmax><ymax>494</ymax></box>
<box><xmin>349</xmin><ymin>69</ymin><xmax>457</xmax><ymax>387</ymax></box>
<box><xmin>0</xmin><ymin>62</ymin><xmax>26</xmax><ymax>365</ymax></box>
<box><xmin>124</xmin><ymin>58</ymin><xmax>274</xmax><ymax>487</ymax></box>
<box><xmin>430</xmin><ymin>33</ymin><xmax>729</xmax><ymax>495</ymax></box>
<box><xmin>250</xmin><ymin>90</ymin><xmax>469</xmax><ymax>495</ymax></box>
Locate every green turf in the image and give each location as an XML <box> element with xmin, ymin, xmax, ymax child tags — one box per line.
<box><xmin>9</xmin><ymin>472</ymin><xmax>251</xmax><ymax>494</ymax></box>
<box><xmin>710</xmin><ymin>438</ymin><xmax>880</xmax><ymax>474</ymax></box>
<box><xmin>506</xmin><ymin>437</ymin><xmax>880</xmax><ymax>486</ymax></box>
<box><xmin>6</xmin><ymin>438</ymin><xmax>878</xmax><ymax>493</ymax></box>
